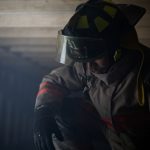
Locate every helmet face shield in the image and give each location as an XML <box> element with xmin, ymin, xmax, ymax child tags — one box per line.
<box><xmin>56</xmin><ymin>31</ymin><xmax>74</xmax><ymax>65</ymax></box>
<box><xmin>56</xmin><ymin>30</ymin><xmax>108</xmax><ymax>65</ymax></box>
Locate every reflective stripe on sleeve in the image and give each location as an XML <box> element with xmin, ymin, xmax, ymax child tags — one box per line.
<box><xmin>37</xmin><ymin>82</ymin><xmax>65</xmax><ymax>97</ymax></box>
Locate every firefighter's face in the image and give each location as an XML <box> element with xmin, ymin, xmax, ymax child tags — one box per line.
<box><xmin>87</xmin><ymin>55</ymin><xmax>112</xmax><ymax>74</ymax></box>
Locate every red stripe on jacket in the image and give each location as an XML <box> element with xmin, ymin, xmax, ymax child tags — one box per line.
<box><xmin>37</xmin><ymin>82</ymin><xmax>64</xmax><ymax>97</ymax></box>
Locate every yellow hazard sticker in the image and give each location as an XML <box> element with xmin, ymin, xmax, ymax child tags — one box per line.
<box><xmin>94</xmin><ymin>16</ymin><xmax>109</xmax><ymax>32</ymax></box>
<box><xmin>77</xmin><ymin>16</ymin><xmax>89</xmax><ymax>29</ymax></box>
<box><xmin>104</xmin><ymin>5</ymin><xmax>117</xmax><ymax>18</ymax></box>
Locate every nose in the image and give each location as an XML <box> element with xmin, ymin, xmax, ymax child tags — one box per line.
<box><xmin>92</xmin><ymin>57</ymin><xmax>109</xmax><ymax>66</ymax></box>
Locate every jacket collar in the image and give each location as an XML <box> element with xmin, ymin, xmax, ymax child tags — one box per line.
<box><xmin>91</xmin><ymin>50</ymin><xmax>141</xmax><ymax>86</ymax></box>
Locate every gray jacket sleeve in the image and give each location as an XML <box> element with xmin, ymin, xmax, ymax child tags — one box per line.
<box><xmin>35</xmin><ymin>63</ymin><xmax>85</xmax><ymax>111</ymax></box>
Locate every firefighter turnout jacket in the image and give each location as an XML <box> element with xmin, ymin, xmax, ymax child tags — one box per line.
<box><xmin>35</xmin><ymin>44</ymin><xmax>150</xmax><ymax>150</ymax></box>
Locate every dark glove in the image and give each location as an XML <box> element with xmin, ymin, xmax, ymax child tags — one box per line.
<box><xmin>33</xmin><ymin>105</ymin><xmax>63</xmax><ymax>150</ymax></box>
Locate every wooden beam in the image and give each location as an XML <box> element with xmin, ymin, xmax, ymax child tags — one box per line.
<box><xmin>0</xmin><ymin>27</ymin><xmax>59</xmax><ymax>38</ymax></box>
<box><xmin>136</xmin><ymin>27</ymin><xmax>150</xmax><ymax>39</ymax></box>
<box><xmin>0</xmin><ymin>13</ymin><xmax>72</xmax><ymax>27</ymax></box>
<box><xmin>136</xmin><ymin>14</ymin><xmax>150</xmax><ymax>27</ymax></box>
<box><xmin>139</xmin><ymin>38</ymin><xmax>150</xmax><ymax>47</ymax></box>
<box><xmin>0</xmin><ymin>47</ymin><xmax>46</xmax><ymax>72</ymax></box>
<box><xmin>10</xmin><ymin>45</ymin><xmax>55</xmax><ymax>52</ymax></box>
<box><xmin>0</xmin><ymin>12</ymin><xmax>149</xmax><ymax>28</ymax></box>
<box><xmin>0</xmin><ymin>0</ymin><xmax>85</xmax><ymax>12</ymax></box>
<box><xmin>0</xmin><ymin>37</ymin><xmax>56</xmax><ymax>46</ymax></box>
<box><xmin>0</xmin><ymin>0</ymin><xmax>149</xmax><ymax>28</ymax></box>
<box><xmin>0</xmin><ymin>26</ymin><xmax>149</xmax><ymax>38</ymax></box>
<box><xmin>0</xmin><ymin>0</ymin><xmax>148</xmax><ymax>12</ymax></box>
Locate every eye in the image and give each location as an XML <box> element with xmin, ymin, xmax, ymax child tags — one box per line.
<box><xmin>90</xmin><ymin>62</ymin><xmax>99</xmax><ymax>70</ymax></box>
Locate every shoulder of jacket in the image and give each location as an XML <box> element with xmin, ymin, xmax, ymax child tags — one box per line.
<box><xmin>50</xmin><ymin>65</ymin><xmax>68</xmax><ymax>73</ymax></box>
<box><xmin>49</xmin><ymin>63</ymin><xmax>86</xmax><ymax>83</ymax></box>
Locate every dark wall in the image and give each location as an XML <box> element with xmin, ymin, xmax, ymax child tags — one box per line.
<box><xmin>0</xmin><ymin>59</ymin><xmax>47</xmax><ymax>150</ymax></box>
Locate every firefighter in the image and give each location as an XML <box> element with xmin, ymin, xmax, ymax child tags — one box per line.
<box><xmin>33</xmin><ymin>0</ymin><xmax>150</xmax><ymax>150</ymax></box>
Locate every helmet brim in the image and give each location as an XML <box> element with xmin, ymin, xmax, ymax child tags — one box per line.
<box><xmin>118</xmin><ymin>4</ymin><xmax>146</xmax><ymax>26</ymax></box>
